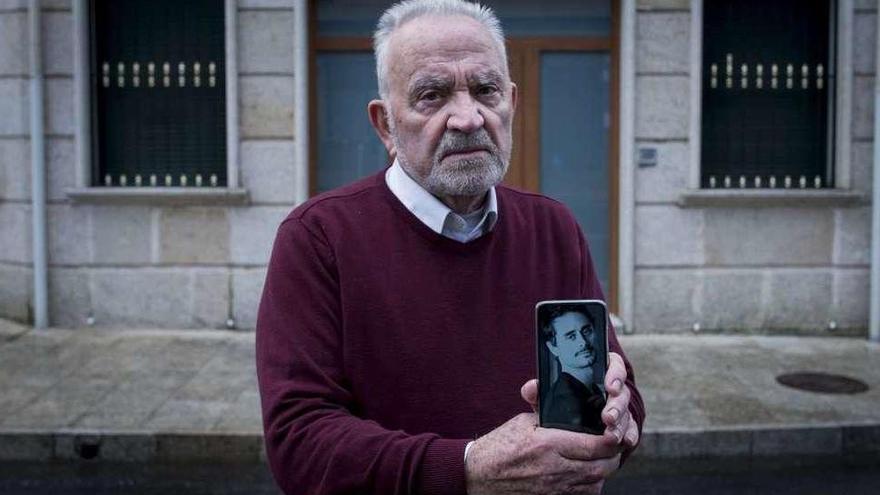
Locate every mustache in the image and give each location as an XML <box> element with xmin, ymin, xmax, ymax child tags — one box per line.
<box><xmin>435</xmin><ymin>129</ymin><xmax>499</xmax><ymax>159</ymax></box>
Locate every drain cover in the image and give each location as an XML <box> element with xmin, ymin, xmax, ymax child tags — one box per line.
<box><xmin>776</xmin><ymin>372</ymin><xmax>869</xmax><ymax>394</ymax></box>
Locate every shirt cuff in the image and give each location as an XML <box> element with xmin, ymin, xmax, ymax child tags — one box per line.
<box><xmin>463</xmin><ymin>440</ymin><xmax>475</xmax><ymax>463</ymax></box>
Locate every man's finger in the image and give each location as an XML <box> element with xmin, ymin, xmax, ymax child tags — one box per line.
<box><xmin>538</xmin><ymin>427</ymin><xmax>619</xmax><ymax>461</ymax></box>
<box><xmin>520</xmin><ymin>379</ymin><xmax>538</xmax><ymax>414</ymax></box>
<box><xmin>605</xmin><ymin>352</ymin><xmax>627</xmax><ymax>395</ymax></box>
<box><xmin>602</xmin><ymin>384</ymin><xmax>631</xmax><ymax>430</ymax></box>
<box><xmin>623</xmin><ymin>420</ymin><xmax>640</xmax><ymax>448</ymax></box>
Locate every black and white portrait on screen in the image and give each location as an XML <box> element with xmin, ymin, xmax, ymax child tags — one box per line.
<box><xmin>538</xmin><ymin>301</ymin><xmax>608</xmax><ymax>434</ymax></box>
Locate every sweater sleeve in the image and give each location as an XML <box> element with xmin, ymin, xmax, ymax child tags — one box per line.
<box><xmin>576</xmin><ymin>225</ymin><xmax>646</xmax><ymax>464</ymax></box>
<box><xmin>256</xmin><ymin>217</ymin><xmax>470</xmax><ymax>495</ymax></box>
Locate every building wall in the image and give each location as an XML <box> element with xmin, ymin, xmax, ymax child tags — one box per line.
<box><xmin>0</xmin><ymin>0</ymin><xmax>300</xmax><ymax>329</ymax></box>
<box><xmin>631</xmin><ymin>0</ymin><xmax>873</xmax><ymax>333</ymax></box>
<box><xmin>0</xmin><ymin>0</ymin><xmax>874</xmax><ymax>333</ymax></box>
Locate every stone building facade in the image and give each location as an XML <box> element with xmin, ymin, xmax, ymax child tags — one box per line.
<box><xmin>0</xmin><ymin>0</ymin><xmax>874</xmax><ymax>334</ymax></box>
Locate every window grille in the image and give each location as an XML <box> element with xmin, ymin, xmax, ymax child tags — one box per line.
<box><xmin>701</xmin><ymin>0</ymin><xmax>836</xmax><ymax>190</ymax></box>
<box><xmin>90</xmin><ymin>0</ymin><xmax>226</xmax><ymax>187</ymax></box>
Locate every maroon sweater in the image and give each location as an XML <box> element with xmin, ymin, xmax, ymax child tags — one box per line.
<box><xmin>256</xmin><ymin>171</ymin><xmax>645</xmax><ymax>495</ymax></box>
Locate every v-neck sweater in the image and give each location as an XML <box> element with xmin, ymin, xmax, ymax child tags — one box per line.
<box><xmin>256</xmin><ymin>170</ymin><xmax>645</xmax><ymax>495</ymax></box>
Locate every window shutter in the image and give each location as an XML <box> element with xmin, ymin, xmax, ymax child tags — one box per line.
<box><xmin>701</xmin><ymin>0</ymin><xmax>835</xmax><ymax>189</ymax></box>
<box><xmin>91</xmin><ymin>0</ymin><xmax>226</xmax><ymax>187</ymax></box>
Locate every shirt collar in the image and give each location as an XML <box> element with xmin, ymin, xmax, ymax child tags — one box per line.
<box><xmin>385</xmin><ymin>159</ymin><xmax>498</xmax><ymax>239</ymax></box>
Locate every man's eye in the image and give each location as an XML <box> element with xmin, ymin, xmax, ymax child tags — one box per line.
<box><xmin>477</xmin><ymin>85</ymin><xmax>498</xmax><ymax>96</ymax></box>
<box><xmin>420</xmin><ymin>91</ymin><xmax>441</xmax><ymax>102</ymax></box>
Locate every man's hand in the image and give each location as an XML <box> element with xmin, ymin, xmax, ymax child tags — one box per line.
<box><xmin>520</xmin><ymin>352</ymin><xmax>640</xmax><ymax>450</ymax></box>
<box><xmin>464</xmin><ymin>413</ymin><xmax>620</xmax><ymax>495</ymax></box>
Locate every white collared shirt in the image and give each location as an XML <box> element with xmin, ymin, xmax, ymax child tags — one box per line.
<box><xmin>385</xmin><ymin>160</ymin><xmax>498</xmax><ymax>243</ymax></box>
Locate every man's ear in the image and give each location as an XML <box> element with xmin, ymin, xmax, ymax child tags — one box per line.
<box><xmin>545</xmin><ymin>340</ymin><xmax>558</xmax><ymax>357</ymax></box>
<box><xmin>368</xmin><ymin>100</ymin><xmax>395</xmax><ymax>156</ymax></box>
<box><xmin>508</xmin><ymin>81</ymin><xmax>518</xmax><ymax>114</ymax></box>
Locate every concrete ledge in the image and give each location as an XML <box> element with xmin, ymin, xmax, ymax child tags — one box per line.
<box><xmin>633</xmin><ymin>424</ymin><xmax>880</xmax><ymax>464</ymax></box>
<box><xmin>2</xmin><ymin>424</ymin><xmax>878</xmax><ymax>464</ymax></box>
<box><xmin>0</xmin><ymin>431</ymin><xmax>264</xmax><ymax>463</ymax></box>
<box><xmin>66</xmin><ymin>187</ymin><xmax>250</xmax><ymax>206</ymax></box>
<box><xmin>678</xmin><ymin>189</ymin><xmax>867</xmax><ymax>208</ymax></box>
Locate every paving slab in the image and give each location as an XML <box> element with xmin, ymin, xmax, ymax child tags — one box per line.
<box><xmin>0</xmin><ymin>323</ymin><xmax>877</xmax><ymax>465</ymax></box>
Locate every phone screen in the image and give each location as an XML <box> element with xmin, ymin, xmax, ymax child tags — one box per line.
<box><xmin>536</xmin><ymin>300</ymin><xmax>608</xmax><ymax>434</ymax></box>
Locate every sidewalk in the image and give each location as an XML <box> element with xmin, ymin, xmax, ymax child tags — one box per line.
<box><xmin>1</xmin><ymin>318</ymin><xmax>878</xmax><ymax>467</ymax></box>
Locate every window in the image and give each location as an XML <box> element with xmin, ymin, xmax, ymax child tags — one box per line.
<box><xmin>701</xmin><ymin>0</ymin><xmax>836</xmax><ymax>190</ymax></box>
<box><xmin>90</xmin><ymin>0</ymin><xmax>226</xmax><ymax>188</ymax></box>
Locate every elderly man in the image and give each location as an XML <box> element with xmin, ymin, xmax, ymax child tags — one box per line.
<box><xmin>256</xmin><ymin>1</ymin><xmax>644</xmax><ymax>494</ymax></box>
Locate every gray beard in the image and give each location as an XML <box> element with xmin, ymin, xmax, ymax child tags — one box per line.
<box><xmin>393</xmin><ymin>129</ymin><xmax>509</xmax><ymax>197</ymax></box>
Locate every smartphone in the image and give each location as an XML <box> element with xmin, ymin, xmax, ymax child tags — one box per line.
<box><xmin>536</xmin><ymin>300</ymin><xmax>609</xmax><ymax>434</ymax></box>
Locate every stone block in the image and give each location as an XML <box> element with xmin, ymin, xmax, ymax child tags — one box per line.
<box><xmin>851</xmin><ymin>141</ymin><xmax>873</xmax><ymax>196</ymax></box>
<box><xmin>155</xmin><ymin>433</ymin><xmax>263</xmax><ymax>462</ymax></box>
<box><xmin>0</xmin><ymin>433</ymin><xmax>53</xmax><ymax>461</ymax></box>
<box><xmin>47</xmin><ymin>137</ymin><xmax>75</xmax><ymax>202</ymax></box>
<box><xmin>854</xmin><ymin>13</ymin><xmax>876</xmax><ymax>75</ymax></box>
<box><xmin>48</xmin><ymin>267</ymin><xmax>90</xmax><ymax>328</ymax></box>
<box><xmin>0</xmin><ymin>138</ymin><xmax>29</xmax><ymax>200</ymax></box>
<box><xmin>91</xmin><ymin>205</ymin><xmax>153</xmax><ymax>264</ymax></box>
<box><xmin>159</xmin><ymin>207</ymin><xmax>230</xmax><ymax>264</ymax></box>
<box><xmin>54</xmin><ymin>434</ymin><xmax>157</xmax><ymax>462</ymax></box>
<box><xmin>700</xmin><ymin>270</ymin><xmax>763</xmax><ymax>330</ymax></box>
<box><xmin>855</xmin><ymin>0</ymin><xmax>878</xmax><ymax>11</ymax></box>
<box><xmin>232</xmin><ymin>267</ymin><xmax>267</xmax><ymax>330</ymax></box>
<box><xmin>239</xmin><ymin>0</ymin><xmax>294</xmax><ymax>7</ymax></box>
<box><xmin>229</xmin><ymin>206</ymin><xmax>289</xmax><ymax>264</ymax></box>
<box><xmin>843</xmin><ymin>425</ymin><xmax>880</xmax><ymax>455</ymax></box>
<box><xmin>765</xmin><ymin>270</ymin><xmax>833</xmax><ymax>330</ymax></box>
<box><xmin>637</xmin><ymin>0</ymin><xmax>689</xmax><ymax>10</ymax></box>
<box><xmin>91</xmin><ymin>268</ymin><xmax>193</xmax><ymax>328</ymax></box>
<box><xmin>637</xmin><ymin>12</ymin><xmax>689</xmax><ymax>74</ymax></box>
<box><xmin>852</xmin><ymin>76</ymin><xmax>874</xmax><ymax>140</ymax></box>
<box><xmin>46</xmin><ymin>77</ymin><xmax>74</xmax><ymax>136</ymax></box>
<box><xmin>43</xmin><ymin>11</ymin><xmax>72</xmax><ymax>76</ymax></box>
<box><xmin>833</xmin><ymin>269</ymin><xmax>870</xmax><ymax>330</ymax></box>
<box><xmin>240</xmin><ymin>76</ymin><xmax>295</xmax><ymax>138</ymax></box>
<box><xmin>0</xmin><ymin>79</ymin><xmax>28</xmax><ymax>135</ymax></box>
<box><xmin>704</xmin><ymin>208</ymin><xmax>833</xmax><ymax>266</ymax></box>
<box><xmin>240</xmin><ymin>140</ymin><xmax>297</xmax><ymax>203</ymax></box>
<box><xmin>0</xmin><ymin>263</ymin><xmax>31</xmax><ymax>322</ymax></box>
<box><xmin>633</xmin><ymin>269</ymin><xmax>699</xmax><ymax>332</ymax></box>
<box><xmin>753</xmin><ymin>427</ymin><xmax>841</xmax><ymax>456</ymax></box>
<box><xmin>833</xmin><ymin>207</ymin><xmax>871</xmax><ymax>265</ymax></box>
<box><xmin>0</xmin><ymin>11</ymin><xmax>27</xmax><ymax>75</ymax></box>
<box><xmin>0</xmin><ymin>1</ymin><xmax>26</xmax><ymax>10</ymax></box>
<box><xmin>0</xmin><ymin>202</ymin><xmax>32</xmax><ymax>263</ymax></box>
<box><xmin>42</xmin><ymin>0</ymin><xmax>71</xmax><ymax>9</ymax></box>
<box><xmin>48</xmin><ymin>204</ymin><xmax>91</xmax><ymax>264</ymax></box>
<box><xmin>635</xmin><ymin>205</ymin><xmax>703</xmax><ymax>266</ymax></box>
<box><xmin>635</xmin><ymin>141</ymin><xmax>689</xmax><ymax>203</ymax></box>
<box><xmin>635</xmin><ymin>76</ymin><xmax>689</xmax><ymax>139</ymax></box>
<box><xmin>193</xmin><ymin>268</ymin><xmax>231</xmax><ymax>328</ymax></box>
<box><xmin>654</xmin><ymin>430</ymin><xmax>751</xmax><ymax>458</ymax></box>
<box><xmin>239</xmin><ymin>10</ymin><xmax>295</xmax><ymax>74</ymax></box>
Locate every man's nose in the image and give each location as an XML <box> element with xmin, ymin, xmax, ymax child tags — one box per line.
<box><xmin>446</xmin><ymin>92</ymin><xmax>484</xmax><ymax>133</ymax></box>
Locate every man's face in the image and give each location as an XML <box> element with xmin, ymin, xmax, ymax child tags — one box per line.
<box><xmin>546</xmin><ymin>312</ymin><xmax>596</xmax><ymax>370</ymax></box>
<box><xmin>373</xmin><ymin>14</ymin><xmax>517</xmax><ymax>197</ymax></box>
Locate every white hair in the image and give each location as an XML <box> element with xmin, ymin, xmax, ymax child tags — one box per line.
<box><xmin>373</xmin><ymin>0</ymin><xmax>508</xmax><ymax>99</ymax></box>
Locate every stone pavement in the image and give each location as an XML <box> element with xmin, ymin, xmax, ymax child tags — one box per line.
<box><xmin>1</xmin><ymin>318</ymin><xmax>879</xmax><ymax>467</ymax></box>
